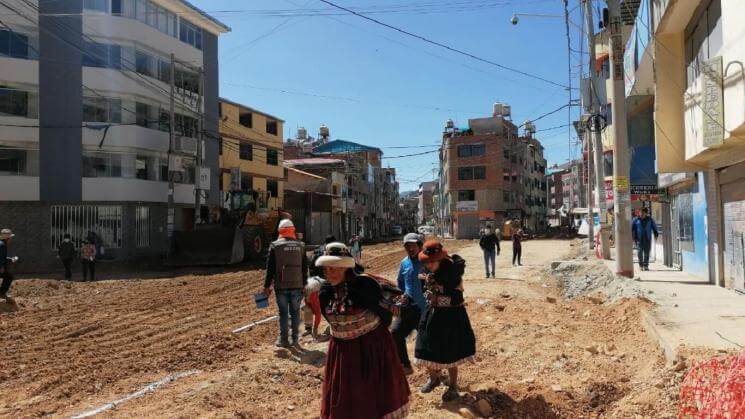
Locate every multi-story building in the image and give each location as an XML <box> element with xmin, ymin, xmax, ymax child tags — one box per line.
<box><xmin>0</xmin><ymin>0</ymin><xmax>229</xmax><ymax>270</ymax></box>
<box><xmin>218</xmin><ymin>98</ymin><xmax>284</xmax><ymax>209</ymax></box>
<box><xmin>417</xmin><ymin>181</ymin><xmax>436</xmax><ymax>226</ymax></box>
<box><xmin>399</xmin><ymin>192</ymin><xmax>419</xmax><ymax>234</ymax></box>
<box><xmin>439</xmin><ymin>105</ymin><xmax>548</xmax><ymax>238</ymax></box>
<box><xmin>630</xmin><ymin>0</ymin><xmax>745</xmax><ymax>289</ymax></box>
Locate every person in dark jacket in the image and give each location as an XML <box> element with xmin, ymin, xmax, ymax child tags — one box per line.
<box><xmin>264</xmin><ymin>219</ymin><xmax>308</xmax><ymax>348</ymax></box>
<box><xmin>58</xmin><ymin>233</ymin><xmax>76</xmax><ymax>280</ymax></box>
<box><xmin>80</xmin><ymin>239</ymin><xmax>97</xmax><ymax>281</ymax></box>
<box><xmin>316</xmin><ymin>243</ymin><xmax>410</xmax><ymax>419</ymax></box>
<box><xmin>479</xmin><ymin>225</ymin><xmax>500</xmax><ymax>278</ymax></box>
<box><xmin>512</xmin><ymin>224</ymin><xmax>524</xmax><ymax>266</ymax></box>
<box><xmin>415</xmin><ymin>240</ymin><xmax>476</xmax><ymax>402</ymax></box>
<box><xmin>0</xmin><ymin>228</ymin><xmax>18</xmax><ymax>300</ymax></box>
<box><xmin>632</xmin><ymin>207</ymin><xmax>659</xmax><ymax>271</ymax></box>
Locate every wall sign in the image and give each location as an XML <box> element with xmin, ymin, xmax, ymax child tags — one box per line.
<box><xmin>702</xmin><ymin>56</ymin><xmax>724</xmax><ymax>147</ymax></box>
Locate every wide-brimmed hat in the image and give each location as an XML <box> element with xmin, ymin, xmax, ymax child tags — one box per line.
<box><xmin>0</xmin><ymin>228</ymin><xmax>14</xmax><ymax>240</ymax></box>
<box><xmin>315</xmin><ymin>242</ymin><xmax>356</xmax><ymax>269</ymax></box>
<box><xmin>418</xmin><ymin>240</ymin><xmax>448</xmax><ymax>263</ymax></box>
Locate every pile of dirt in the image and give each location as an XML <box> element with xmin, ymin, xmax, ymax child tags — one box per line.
<box><xmin>552</xmin><ymin>260</ymin><xmax>647</xmax><ymax>302</ymax></box>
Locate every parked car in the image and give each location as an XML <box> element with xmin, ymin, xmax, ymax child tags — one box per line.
<box><xmin>391</xmin><ymin>225</ymin><xmax>403</xmax><ymax>235</ymax></box>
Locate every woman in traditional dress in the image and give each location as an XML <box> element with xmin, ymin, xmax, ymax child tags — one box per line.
<box><xmin>316</xmin><ymin>242</ymin><xmax>410</xmax><ymax>419</ymax></box>
<box><xmin>415</xmin><ymin>240</ymin><xmax>476</xmax><ymax>402</ymax></box>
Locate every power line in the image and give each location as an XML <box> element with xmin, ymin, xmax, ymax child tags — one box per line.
<box><xmin>317</xmin><ymin>0</ymin><xmax>570</xmax><ymax>89</ymax></box>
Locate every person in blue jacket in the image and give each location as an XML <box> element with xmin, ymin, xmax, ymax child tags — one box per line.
<box><xmin>391</xmin><ymin>232</ymin><xmax>426</xmax><ymax>375</ymax></box>
<box><xmin>632</xmin><ymin>207</ymin><xmax>659</xmax><ymax>271</ymax></box>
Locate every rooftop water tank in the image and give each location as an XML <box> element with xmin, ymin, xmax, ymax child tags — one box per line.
<box><xmin>297</xmin><ymin>127</ymin><xmax>307</xmax><ymax>140</ymax></box>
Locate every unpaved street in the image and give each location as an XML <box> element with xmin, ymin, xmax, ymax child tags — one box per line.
<box><xmin>0</xmin><ymin>239</ymin><xmax>680</xmax><ymax>418</ymax></box>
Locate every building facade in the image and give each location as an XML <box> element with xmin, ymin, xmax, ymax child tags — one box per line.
<box><xmin>439</xmin><ymin>106</ymin><xmax>548</xmax><ymax>239</ymax></box>
<box><xmin>417</xmin><ymin>181</ymin><xmax>436</xmax><ymax>226</ymax></box>
<box><xmin>218</xmin><ymin>98</ymin><xmax>284</xmax><ymax>209</ymax></box>
<box><xmin>0</xmin><ymin>0</ymin><xmax>228</xmax><ymax>270</ymax></box>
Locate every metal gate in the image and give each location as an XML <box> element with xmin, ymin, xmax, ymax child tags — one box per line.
<box><xmin>456</xmin><ymin>214</ymin><xmax>480</xmax><ymax>239</ymax></box>
<box><xmin>671</xmin><ymin>195</ymin><xmax>683</xmax><ymax>269</ymax></box>
<box><xmin>722</xmin><ymin>185</ymin><xmax>745</xmax><ymax>292</ymax></box>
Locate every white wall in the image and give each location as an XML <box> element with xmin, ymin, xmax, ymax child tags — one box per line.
<box><xmin>0</xmin><ymin>176</ymin><xmax>39</xmax><ymax>201</ymax></box>
<box><xmin>83</xmin><ymin>177</ymin><xmax>194</xmax><ymax>204</ymax></box>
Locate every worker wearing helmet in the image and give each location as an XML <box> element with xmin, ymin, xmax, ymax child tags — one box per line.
<box><xmin>264</xmin><ymin>219</ymin><xmax>308</xmax><ymax>348</ymax></box>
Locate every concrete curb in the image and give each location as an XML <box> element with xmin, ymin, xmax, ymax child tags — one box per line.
<box><xmin>640</xmin><ymin>307</ymin><xmax>678</xmax><ymax>365</ymax></box>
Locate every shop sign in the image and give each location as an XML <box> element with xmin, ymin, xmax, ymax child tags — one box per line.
<box><xmin>702</xmin><ymin>56</ymin><xmax>724</xmax><ymax>147</ymax></box>
<box><xmin>456</xmin><ymin>200</ymin><xmax>478</xmax><ymax>212</ymax></box>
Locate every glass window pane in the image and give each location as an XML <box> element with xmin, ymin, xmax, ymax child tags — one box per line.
<box><xmin>111</xmin><ymin>0</ymin><xmax>121</xmax><ymax>14</ymax></box>
<box><xmin>8</xmin><ymin>32</ymin><xmax>28</xmax><ymax>59</ymax></box>
<box><xmin>146</xmin><ymin>2</ymin><xmax>156</xmax><ymax>26</ymax></box>
<box><xmin>0</xmin><ymin>30</ymin><xmax>9</xmax><ymax>55</ymax></box>
<box><xmin>136</xmin><ymin>0</ymin><xmax>147</xmax><ymax>22</ymax></box>
<box><xmin>707</xmin><ymin>0</ymin><xmax>722</xmax><ymax>58</ymax></box>
<box><xmin>0</xmin><ymin>89</ymin><xmax>28</xmax><ymax>117</ymax></box>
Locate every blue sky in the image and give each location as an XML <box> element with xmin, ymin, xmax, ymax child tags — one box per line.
<box><xmin>192</xmin><ymin>0</ymin><xmax>586</xmax><ymax>191</ymax></box>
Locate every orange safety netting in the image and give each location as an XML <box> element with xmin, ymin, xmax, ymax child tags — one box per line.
<box><xmin>679</xmin><ymin>351</ymin><xmax>745</xmax><ymax>418</ymax></box>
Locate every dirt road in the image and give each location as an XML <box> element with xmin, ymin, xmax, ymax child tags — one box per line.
<box><xmin>0</xmin><ymin>239</ymin><xmax>681</xmax><ymax>418</ymax></box>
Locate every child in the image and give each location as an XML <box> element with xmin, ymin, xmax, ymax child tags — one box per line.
<box><xmin>80</xmin><ymin>239</ymin><xmax>97</xmax><ymax>281</ymax></box>
<box><xmin>304</xmin><ymin>276</ymin><xmax>325</xmax><ymax>339</ymax></box>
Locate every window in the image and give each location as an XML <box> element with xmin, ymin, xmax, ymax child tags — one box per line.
<box><xmin>179</xmin><ymin>18</ymin><xmax>202</xmax><ymax>50</ymax></box>
<box><xmin>83</xmin><ymin>97</ymin><xmax>121</xmax><ymax>123</ymax></box>
<box><xmin>135</xmin><ymin>50</ymin><xmax>155</xmax><ymax>77</ymax></box>
<box><xmin>175</xmin><ymin>68</ymin><xmax>199</xmax><ymax>94</ymax></box>
<box><xmin>83</xmin><ymin>0</ymin><xmax>109</xmax><ymax>12</ymax></box>
<box><xmin>458</xmin><ymin>166</ymin><xmax>485</xmax><ymax>180</ymax></box>
<box><xmin>266</xmin><ymin>120</ymin><xmax>278</xmax><ymax>135</ymax></box>
<box><xmin>267</xmin><ymin>180</ymin><xmax>278</xmax><ymax>198</ymax></box>
<box><xmin>111</xmin><ymin>0</ymin><xmax>122</xmax><ymax>14</ymax></box>
<box><xmin>0</xmin><ymin>30</ymin><xmax>29</xmax><ymax>59</ymax></box>
<box><xmin>135</xmin><ymin>102</ymin><xmax>152</xmax><ymax>128</ymax></box>
<box><xmin>82</xmin><ymin>152</ymin><xmax>122</xmax><ymax>177</ymax></box>
<box><xmin>457</xmin><ymin>190</ymin><xmax>475</xmax><ymax>201</ymax></box>
<box><xmin>267</xmin><ymin>149</ymin><xmax>279</xmax><ymax>166</ymax></box>
<box><xmin>240</xmin><ymin>173</ymin><xmax>252</xmax><ymax>191</ymax></box>
<box><xmin>135</xmin><ymin>156</ymin><xmax>149</xmax><ymax>179</ymax></box>
<box><xmin>218</xmin><ymin>137</ymin><xmax>223</xmax><ymax>155</ymax></box>
<box><xmin>503</xmin><ymin>149</ymin><xmax>509</xmax><ymax>160</ymax></box>
<box><xmin>158</xmin><ymin>60</ymin><xmax>171</xmax><ymax>84</ymax></box>
<box><xmin>457</xmin><ymin>144</ymin><xmax>485</xmax><ymax>158</ymax></box>
<box><xmin>0</xmin><ymin>148</ymin><xmax>28</xmax><ymax>175</ymax></box>
<box><xmin>458</xmin><ymin>167</ymin><xmax>473</xmax><ymax>180</ymax></box>
<box><xmin>158</xmin><ymin>109</ymin><xmax>170</xmax><ymax>132</ymax></box>
<box><xmin>239</xmin><ymin>143</ymin><xmax>253</xmax><ymax>160</ymax></box>
<box><xmin>677</xmin><ymin>192</ymin><xmax>695</xmax><ymax>251</ymax></box>
<box><xmin>82</xmin><ymin>42</ymin><xmax>120</xmax><ymax>69</ymax></box>
<box><xmin>685</xmin><ymin>0</ymin><xmax>723</xmax><ymax>88</ymax></box>
<box><xmin>0</xmin><ymin>88</ymin><xmax>30</xmax><ymax>117</ymax></box>
<box><xmin>175</xmin><ymin>113</ymin><xmax>198</xmax><ymax>138</ymax></box>
<box><xmin>503</xmin><ymin>191</ymin><xmax>511</xmax><ymax>202</ymax></box>
<box><xmin>239</xmin><ymin>111</ymin><xmax>252</xmax><ymax>128</ymax></box>
<box><xmin>135</xmin><ymin>206</ymin><xmax>150</xmax><ymax>247</ymax></box>
<box><xmin>159</xmin><ymin>158</ymin><xmax>168</xmax><ymax>181</ymax></box>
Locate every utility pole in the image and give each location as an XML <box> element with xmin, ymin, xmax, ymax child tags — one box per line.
<box><xmin>583</xmin><ymin>0</ymin><xmax>611</xmax><ymax>259</ymax></box>
<box><xmin>586</xmin><ymin>128</ymin><xmax>595</xmax><ymax>249</ymax></box>
<box><xmin>607</xmin><ymin>0</ymin><xmax>634</xmax><ymax>277</ymax></box>
<box><xmin>194</xmin><ymin>66</ymin><xmax>204</xmax><ymax>229</ymax></box>
<box><xmin>167</xmin><ymin>53</ymin><xmax>176</xmax><ymax>239</ymax></box>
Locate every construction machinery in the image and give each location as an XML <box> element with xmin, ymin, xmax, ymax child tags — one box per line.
<box><xmin>166</xmin><ymin>190</ymin><xmax>290</xmax><ymax>266</ymax></box>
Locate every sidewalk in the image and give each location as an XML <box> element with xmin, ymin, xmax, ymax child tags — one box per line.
<box><xmin>604</xmin><ymin>257</ymin><xmax>745</xmax><ymax>362</ymax></box>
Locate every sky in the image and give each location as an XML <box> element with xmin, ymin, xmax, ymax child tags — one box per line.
<box><xmin>190</xmin><ymin>0</ymin><xmax>588</xmax><ymax>192</ymax></box>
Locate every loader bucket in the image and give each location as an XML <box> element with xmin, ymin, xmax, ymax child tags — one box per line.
<box><xmin>166</xmin><ymin>225</ymin><xmax>245</xmax><ymax>266</ymax></box>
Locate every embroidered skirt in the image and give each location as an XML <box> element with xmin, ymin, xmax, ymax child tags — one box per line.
<box><xmin>414</xmin><ymin>305</ymin><xmax>476</xmax><ymax>369</ymax></box>
<box><xmin>322</xmin><ymin>324</ymin><xmax>410</xmax><ymax>419</ymax></box>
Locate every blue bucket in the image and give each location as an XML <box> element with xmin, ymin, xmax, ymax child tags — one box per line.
<box><xmin>254</xmin><ymin>292</ymin><xmax>269</xmax><ymax>309</ymax></box>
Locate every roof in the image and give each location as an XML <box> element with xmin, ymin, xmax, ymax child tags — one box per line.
<box><xmin>165</xmin><ymin>0</ymin><xmax>231</xmax><ymax>34</ymax></box>
<box><xmin>219</xmin><ymin>98</ymin><xmax>285</xmax><ymax>122</ymax></box>
<box><xmin>285</xmin><ymin>166</ymin><xmax>325</xmax><ymax>180</ymax></box>
<box><xmin>312</xmin><ymin>139</ymin><xmax>382</xmax><ymax>155</ymax></box>
<box><xmin>284</xmin><ymin>158</ymin><xmax>346</xmax><ymax>166</ymax></box>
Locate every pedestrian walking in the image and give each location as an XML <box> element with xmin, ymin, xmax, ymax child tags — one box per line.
<box><xmin>632</xmin><ymin>207</ymin><xmax>659</xmax><ymax>271</ymax></box>
<box><xmin>512</xmin><ymin>224</ymin><xmax>524</xmax><ymax>266</ymax></box>
<box><xmin>415</xmin><ymin>240</ymin><xmax>476</xmax><ymax>402</ymax></box>
<box><xmin>349</xmin><ymin>234</ymin><xmax>363</xmax><ymax>264</ymax></box>
<box><xmin>315</xmin><ymin>242</ymin><xmax>410</xmax><ymax>419</ymax></box>
<box><xmin>391</xmin><ymin>233</ymin><xmax>426</xmax><ymax>375</ymax></box>
<box><xmin>479</xmin><ymin>225</ymin><xmax>500</xmax><ymax>278</ymax></box>
<box><xmin>0</xmin><ymin>228</ymin><xmax>18</xmax><ymax>300</ymax></box>
<box><xmin>264</xmin><ymin>219</ymin><xmax>308</xmax><ymax>348</ymax></box>
<box><xmin>58</xmin><ymin>233</ymin><xmax>76</xmax><ymax>280</ymax></box>
<box><xmin>80</xmin><ymin>239</ymin><xmax>97</xmax><ymax>281</ymax></box>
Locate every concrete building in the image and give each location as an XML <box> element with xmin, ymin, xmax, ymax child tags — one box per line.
<box><xmin>417</xmin><ymin>181</ymin><xmax>436</xmax><ymax>226</ymax></box>
<box><xmin>641</xmin><ymin>0</ymin><xmax>745</xmax><ymax>289</ymax></box>
<box><xmin>218</xmin><ymin>98</ymin><xmax>284</xmax><ymax>209</ymax></box>
<box><xmin>399</xmin><ymin>192</ymin><xmax>419</xmax><ymax>234</ymax></box>
<box><xmin>439</xmin><ymin>106</ymin><xmax>548</xmax><ymax>239</ymax></box>
<box><xmin>0</xmin><ymin>0</ymin><xmax>229</xmax><ymax>270</ymax></box>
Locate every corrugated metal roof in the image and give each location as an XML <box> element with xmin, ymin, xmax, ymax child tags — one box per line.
<box><xmin>313</xmin><ymin>139</ymin><xmax>382</xmax><ymax>154</ymax></box>
<box><xmin>284</xmin><ymin>158</ymin><xmax>345</xmax><ymax>166</ymax></box>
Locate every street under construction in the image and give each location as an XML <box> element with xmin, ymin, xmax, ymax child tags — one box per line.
<box><xmin>0</xmin><ymin>239</ymin><xmax>708</xmax><ymax>418</ymax></box>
